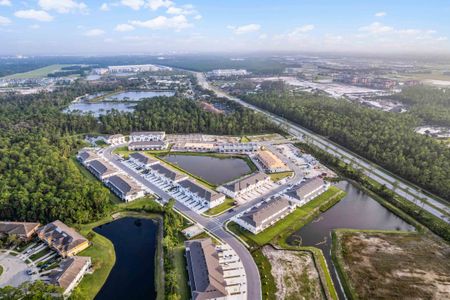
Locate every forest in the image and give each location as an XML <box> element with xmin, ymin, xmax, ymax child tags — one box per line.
<box><xmin>0</xmin><ymin>82</ymin><xmax>278</xmax><ymax>224</ymax></box>
<box><xmin>241</xmin><ymin>91</ymin><xmax>450</xmax><ymax>202</ymax></box>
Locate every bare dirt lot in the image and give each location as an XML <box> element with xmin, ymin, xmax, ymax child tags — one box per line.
<box><xmin>336</xmin><ymin>231</ymin><xmax>450</xmax><ymax>300</ymax></box>
<box><xmin>262</xmin><ymin>246</ymin><xmax>324</xmax><ymax>300</ymax></box>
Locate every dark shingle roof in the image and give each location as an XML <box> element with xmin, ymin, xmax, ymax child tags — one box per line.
<box><xmin>240</xmin><ymin>197</ymin><xmax>292</xmax><ymax>228</ymax></box>
<box><xmin>87</xmin><ymin>159</ymin><xmax>117</xmax><ymax>177</ymax></box>
<box><xmin>179</xmin><ymin>179</ymin><xmax>224</xmax><ymax>202</ymax></box>
<box><xmin>107</xmin><ymin>174</ymin><xmax>141</xmax><ymax>196</ymax></box>
<box><xmin>150</xmin><ymin>163</ymin><xmax>185</xmax><ymax>181</ymax></box>
<box><xmin>0</xmin><ymin>222</ymin><xmax>40</xmax><ymax>237</ymax></box>
<box><xmin>224</xmin><ymin>172</ymin><xmax>269</xmax><ymax>192</ymax></box>
<box><xmin>129</xmin><ymin>152</ymin><xmax>158</xmax><ymax>165</ymax></box>
<box><xmin>296</xmin><ymin>177</ymin><xmax>324</xmax><ymax>199</ymax></box>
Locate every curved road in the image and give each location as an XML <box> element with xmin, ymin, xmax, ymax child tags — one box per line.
<box><xmin>101</xmin><ymin>145</ymin><xmax>263</xmax><ymax>300</ymax></box>
<box><xmin>195</xmin><ymin>72</ymin><xmax>450</xmax><ymax>224</ymax></box>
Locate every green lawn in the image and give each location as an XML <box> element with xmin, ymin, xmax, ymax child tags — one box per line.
<box><xmin>172</xmin><ymin>246</ymin><xmax>190</xmax><ymax>300</ymax></box>
<box><xmin>252</xmin><ymin>249</ymin><xmax>277</xmax><ymax>300</ymax></box>
<box><xmin>240</xmin><ymin>136</ymin><xmax>250</xmax><ymax>143</ymax></box>
<box><xmin>203</xmin><ymin>198</ymin><xmax>235</xmax><ymax>216</ymax></box>
<box><xmin>3</xmin><ymin>64</ymin><xmax>71</xmax><ymax>79</ymax></box>
<box><xmin>0</xmin><ymin>265</ymin><xmax>3</xmax><ymax>277</ymax></box>
<box><xmin>268</xmin><ymin>171</ymin><xmax>293</xmax><ymax>183</ymax></box>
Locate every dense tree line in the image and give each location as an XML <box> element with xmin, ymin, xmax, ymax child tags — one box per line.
<box><xmin>241</xmin><ymin>91</ymin><xmax>450</xmax><ymax>202</ymax></box>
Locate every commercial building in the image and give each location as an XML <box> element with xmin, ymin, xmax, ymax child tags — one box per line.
<box><xmin>218</xmin><ymin>142</ymin><xmax>259</xmax><ymax>153</ymax></box>
<box><xmin>178</xmin><ymin>179</ymin><xmax>226</xmax><ymax>209</ymax></box>
<box><xmin>128</xmin><ymin>141</ymin><xmax>168</xmax><ymax>151</ymax></box>
<box><xmin>105</xmin><ymin>174</ymin><xmax>145</xmax><ymax>202</ymax></box>
<box><xmin>236</xmin><ymin>197</ymin><xmax>295</xmax><ymax>234</ymax></box>
<box><xmin>256</xmin><ymin>150</ymin><xmax>287</xmax><ymax>173</ymax></box>
<box><xmin>218</xmin><ymin>172</ymin><xmax>270</xmax><ymax>198</ymax></box>
<box><xmin>149</xmin><ymin>163</ymin><xmax>188</xmax><ymax>183</ymax></box>
<box><xmin>86</xmin><ymin>159</ymin><xmax>118</xmax><ymax>180</ymax></box>
<box><xmin>293</xmin><ymin>177</ymin><xmax>329</xmax><ymax>204</ymax></box>
<box><xmin>208</xmin><ymin>69</ymin><xmax>249</xmax><ymax>77</ymax></box>
<box><xmin>107</xmin><ymin>64</ymin><xmax>172</xmax><ymax>73</ymax></box>
<box><xmin>48</xmin><ymin>256</ymin><xmax>91</xmax><ymax>297</ymax></box>
<box><xmin>0</xmin><ymin>221</ymin><xmax>40</xmax><ymax>240</ymax></box>
<box><xmin>172</xmin><ymin>141</ymin><xmax>259</xmax><ymax>154</ymax></box>
<box><xmin>128</xmin><ymin>152</ymin><xmax>159</xmax><ymax>169</ymax></box>
<box><xmin>37</xmin><ymin>220</ymin><xmax>90</xmax><ymax>257</ymax></box>
<box><xmin>130</xmin><ymin>131</ymin><xmax>166</xmax><ymax>142</ymax></box>
<box><xmin>48</xmin><ymin>256</ymin><xmax>91</xmax><ymax>296</ymax></box>
<box><xmin>76</xmin><ymin>150</ymin><xmax>99</xmax><ymax>165</ymax></box>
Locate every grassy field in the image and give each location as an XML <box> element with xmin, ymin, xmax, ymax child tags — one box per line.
<box><xmin>228</xmin><ymin>186</ymin><xmax>346</xmax><ymax>247</ymax></box>
<box><xmin>332</xmin><ymin>230</ymin><xmax>450</xmax><ymax>300</ymax></box>
<box><xmin>3</xmin><ymin>64</ymin><xmax>71</xmax><ymax>79</ymax></box>
<box><xmin>268</xmin><ymin>171</ymin><xmax>293</xmax><ymax>182</ymax></box>
<box><xmin>203</xmin><ymin>198</ymin><xmax>235</xmax><ymax>216</ymax></box>
<box><xmin>0</xmin><ymin>265</ymin><xmax>3</xmax><ymax>277</ymax></box>
<box><xmin>252</xmin><ymin>248</ymin><xmax>277</xmax><ymax>300</ymax></box>
<box><xmin>172</xmin><ymin>246</ymin><xmax>190</xmax><ymax>300</ymax></box>
<box><xmin>240</xmin><ymin>136</ymin><xmax>250</xmax><ymax>143</ymax></box>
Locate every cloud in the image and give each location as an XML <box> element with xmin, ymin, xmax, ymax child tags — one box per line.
<box><xmin>228</xmin><ymin>23</ymin><xmax>261</xmax><ymax>35</ymax></box>
<box><xmin>14</xmin><ymin>10</ymin><xmax>54</xmax><ymax>22</ymax></box>
<box><xmin>100</xmin><ymin>3</ymin><xmax>109</xmax><ymax>11</ymax></box>
<box><xmin>375</xmin><ymin>11</ymin><xmax>386</xmax><ymax>17</ymax></box>
<box><xmin>359</xmin><ymin>22</ymin><xmax>393</xmax><ymax>34</ymax></box>
<box><xmin>0</xmin><ymin>0</ymin><xmax>11</xmax><ymax>6</ymax></box>
<box><xmin>166</xmin><ymin>4</ymin><xmax>196</xmax><ymax>15</ymax></box>
<box><xmin>115</xmin><ymin>23</ymin><xmax>135</xmax><ymax>32</ymax></box>
<box><xmin>194</xmin><ymin>14</ymin><xmax>202</xmax><ymax>20</ymax></box>
<box><xmin>38</xmin><ymin>0</ymin><xmax>88</xmax><ymax>14</ymax></box>
<box><xmin>147</xmin><ymin>0</ymin><xmax>173</xmax><ymax>11</ymax></box>
<box><xmin>30</xmin><ymin>24</ymin><xmax>41</xmax><ymax>29</ymax></box>
<box><xmin>121</xmin><ymin>0</ymin><xmax>145</xmax><ymax>10</ymax></box>
<box><xmin>288</xmin><ymin>24</ymin><xmax>315</xmax><ymax>37</ymax></box>
<box><xmin>130</xmin><ymin>15</ymin><xmax>191</xmax><ymax>30</ymax></box>
<box><xmin>437</xmin><ymin>37</ymin><xmax>448</xmax><ymax>41</ymax></box>
<box><xmin>84</xmin><ymin>28</ymin><xmax>105</xmax><ymax>36</ymax></box>
<box><xmin>0</xmin><ymin>16</ymin><xmax>11</xmax><ymax>26</ymax></box>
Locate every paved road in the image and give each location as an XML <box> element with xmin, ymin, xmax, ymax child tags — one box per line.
<box><xmin>195</xmin><ymin>72</ymin><xmax>450</xmax><ymax>223</ymax></box>
<box><xmin>101</xmin><ymin>145</ymin><xmax>267</xmax><ymax>300</ymax></box>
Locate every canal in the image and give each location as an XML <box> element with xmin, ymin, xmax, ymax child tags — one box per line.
<box><xmin>163</xmin><ymin>154</ymin><xmax>252</xmax><ymax>185</ymax></box>
<box><xmin>94</xmin><ymin>217</ymin><xmax>159</xmax><ymax>300</ymax></box>
<box><xmin>286</xmin><ymin>181</ymin><xmax>415</xmax><ymax>299</ymax></box>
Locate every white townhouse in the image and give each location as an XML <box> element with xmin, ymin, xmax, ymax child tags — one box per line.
<box><xmin>292</xmin><ymin>177</ymin><xmax>330</xmax><ymax>205</ymax></box>
<box><xmin>218</xmin><ymin>172</ymin><xmax>271</xmax><ymax>199</ymax></box>
<box><xmin>76</xmin><ymin>150</ymin><xmax>99</xmax><ymax>165</ymax></box>
<box><xmin>128</xmin><ymin>152</ymin><xmax>159</xmax><ymax>169</ymax></box>
<box><xmin>104</xmin><ymin>134</ymin><xmax>126</xmax><ymax>145</ymax></box>
<box><xmin>48</xmin><ymin>256</ymin><xmax>91</xmax><ymax>296</ymax></box>
<box><xmin>128</xmin><ymin>141</ymin><xmax>168</xmax><ymax>151</ymax></box>
<box><xmin>178</xmin><ymin>179</ymin><xmax>226</xmax><ymax>209</ymax></box>
<box><xmin>130</xmin><ymin>131</ymin><xmax>166</xmax><ymax>142</ymax></box>
<box><xmin>105</xmin><ymin>174</ymin><xmax>145</xmax><ymax>202</ymax></box>
<box><xmin>218</xmin><ymin>142</ymin><xmax>259</xmax><ymax>153</ymax></box>
<box><xmin>86</xmin><ymin>159</ymin><xmax>119</xmax><ymax>181</ymax></box>
<box><xmin>149</xmin><ymin>163</ymin><xmax>188</xmax><ymax>185</ymax></box>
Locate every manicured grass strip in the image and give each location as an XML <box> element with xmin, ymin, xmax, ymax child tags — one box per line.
<box><xmin>0</xmin><ymin>265</ymin><xmax>3</xmax><ymax>277</ymax></box>
<box><xmin>3</xmin><ymin>64</ymin><xmax>70</xmax><ymax>79</ymax></box>
<box><xmin>203</xmin><ymin>198</ymin><xmax>235</xmax><ymax>216</ymax></box>
<box><xmin>29</xmin><ymin>248</ymin><xmax>51</xmax><ymax>261</ymax></box>
<box><xmin>268</xmin><ymin>171</ymin><xmax>293</xmax><ymax>183</ymax></box>
<box><xmin>172</xmin><ymin>246</ymin><xmax>190</xmax><ymax>300</ymax></box>
<box><xmin>252</xmin><ymin>249</ymin><xmax>276</xmax><ymax>300</ymax></box>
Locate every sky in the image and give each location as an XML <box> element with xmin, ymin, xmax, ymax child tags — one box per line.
<box><xmin>0</xmin><ymin>0</ymin><xmax>449</xmax><ymax>55</ymax></box>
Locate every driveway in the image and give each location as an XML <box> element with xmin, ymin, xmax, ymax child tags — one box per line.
<box><xmin>0</xmin><ymin>252</ymin><xmax>34</xmax><ymax>288</ymax></box>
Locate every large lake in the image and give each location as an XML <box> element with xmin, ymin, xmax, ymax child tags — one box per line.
<box><xmin>104</xmin><ymin>91</ymin><xmax>175</xmax><ymax>102</ymax></box>
<box><xmin>286</xmin><ymin>181</ymin><xmax>415</xmax><ymax>299</ymax></box>
<box><xmin>94</xmin><ymin>217</ymin><xmax>159</xmax><ymax>300</ymax></box>
<box><xmin>163</xmin><ymin>154</ymin><xmax>252</xmax><ymax>185</ymax></box>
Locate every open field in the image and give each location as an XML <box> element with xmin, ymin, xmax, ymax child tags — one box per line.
<box><xmin>262</xmin><ymin>246</ymin><xmax>324</xmax><ymax>300</ymax></box>
<box><xmin>268</xmin><ymin>171</ymin><xmax>293</xmax><ymax>182</ymax></box>
<box><xmin>333</xmin><ymin>230</ymin><xmax>450</xmax><ymax>300</ymax></box>
<box><xmin>3</xmin><ymin>64</ymin><xmax>70</xmax><ymax>79</ymax></box>
<box><xmin>172</xmin><ymin>246</ymin><xmax>190</xmax><ymax>300</ymax></box>
<box><xmin>203</xmin><ymin>197</ymin><xmax>235</xmax><ymax>216</ymax></box>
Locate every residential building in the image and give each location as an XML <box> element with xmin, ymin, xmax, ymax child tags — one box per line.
<box><xmin>208</xmin><ymin>69</ymin><xmax>249</xmax><ymax>77</ymax></box>
<box><xmin>105</xmin><ymin>174</ymin><xmax>145</xmax><ymax>202</ymax></box>
<box><xmin>48</xmin><ymin>256</ymin><xmax>91</xmax><ymax>296</ymax></box>
<box><xmin>236</xmin><ymin>197</ymin><xmax>295</xmax><ymax>234</ymax></box>
<box><xmin>218</xmin><ymin>172</ymin><xmax>270</xmax><ymax>198</ymax></box>
<box><xmin>104</xmin><ymin>134</ymin><xmax>126</xmax><ymax>145</ymax></box>
<box><xmin>128</xmin><ymin>152</ymin><xmax>159</xmax><ymax>169</ymax></box>
<box><xmin>0</xmin><ymin>221</ymin><xmax>40</xmax><ymax>240</ymax></box>
<box><xmin>256</xmin><ymin>150</ymin><xmax>287</xmax><ymax>173</ymax></box>
<box><xmin>178</xmin><ymin>179</ymin><xmax>226</xmax><ymax>209</ymax></box>
<box><xmin>86</xmin><ymin>159</ymin><xmax>118</xmax><ymax>180</ymax></box>
<box><xmin>107</xmin><ymin>64</ymin><xmax>172</xmax><ymax>73</ymax></box>
<box><xmin>130</xmin><ymin>131</ymin><xmax>166</xmax><ymax>142</ymax></box>
<box><xmin>172</xmin><ymin>141</ymin><xmax>218</xmax><ymax>152</ymax></box>
<box><xmin>128</xmin><ymin>141</ymin><xmax>168</xmax><ymax>151</ymax></box>
<box><xmin>37</xmin><ymin>220</ymin><xmax>90</xmax><ymax>257</ymax></box>
<box><xmin>293</xmin><ymin>177</ymin><xmax>329</xmax><ymax>204</ymax></box>
<box><xmin>185</xmin><ymin>238</ymin><xmax>228</xmax><ymax>300</ymax></box>
<box><xmin>218</xmin><ymin>142</ymin><xmax>259</xmax><ymax>153</ymax></box>
<box><xmin>149</xmin><ymin>163</ymin><xmax>188</xmax><ymax>183</ymax></box>
<box><xmin>76</xmin><ymin>150</ymin><xmax>98</xmax><ymax>165</ymax></box>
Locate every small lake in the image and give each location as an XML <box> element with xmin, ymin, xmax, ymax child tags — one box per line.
<box><xmin>64</xmin><ymin>102</ymin><xmax>136</xmax><ymax>116</ymax></box>
<box><xmin>286</xmin><ymin>181</ymin><xmax>415</xmax><ymax>299</ymax></box>
<box><xmin>94</xmin><ymin>217</ymin><xmax>159</xmax><ymax>300</ymax></box>
<box><xmin>104</xmin><ymin>91</ymin><xmax>175</xmax><ymax>101</ymax></box>
<box><xmin>164</xmin><ymin>154</ymin><xmax>252</xmax><ymax>185</ymax></box>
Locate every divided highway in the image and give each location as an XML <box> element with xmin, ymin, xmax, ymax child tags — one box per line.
<box><xmin>195</xmin><ymin>72</ymin><xmax>450</xmax><ymax>224</ymax></box>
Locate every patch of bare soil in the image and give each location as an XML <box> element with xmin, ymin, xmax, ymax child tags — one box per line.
<box><xmin>339</xmin><ymin>232</ymin><xmax>450</xmax><ymax>300</ymax></box>
<box><xmin>262</xmin><ymin>246</ymin><xmax>325</xmax><ymax>300</ymax></box>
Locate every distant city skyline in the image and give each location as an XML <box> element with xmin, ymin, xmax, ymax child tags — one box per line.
<box><xmin>0</xmin><ymin>0</ymin><xmax>449</xmax><ymax>55</ymax></box>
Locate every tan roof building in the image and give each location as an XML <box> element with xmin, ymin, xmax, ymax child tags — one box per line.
<box><xmin>0</xmin><ymin>221</ymin><xmax>40</xmax><ymax>240</ymax></box>
<box><xmin>185</xmin><ymin>238</ymin><xmax>228</xmax><ymax>300</ymax></box>
<box><xmin>256</xmin><ymin>150</ymin><xmax>286</xmax><ymax>172</ymax></box>
<box><xmin>49</xmin><ymin>256</ymin><xmax>91</xmax><ymax>295</ymax></box>
<box><xmin>37</xmin><ymin>220</ymin><xmax>89</xmax><ymax>257</ymax></box>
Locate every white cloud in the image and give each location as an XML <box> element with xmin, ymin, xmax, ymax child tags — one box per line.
<box><xmin>228</xmin><ymin>23</ymin><xmax>261</xmax><ymax>35</ymax></box>
<box><xmin>0</xmin><ymin>0</ymin><xmax>11</xmax><ymax>6</ymax></box>
<box><xmin>437</xmin><ymin>37</ymin><xmax>448</xmax><ymax>41</ymax></box>
<box><xmin>100</xmin><ymin>3</ymin><xmax>109</xmax><ymax>11</ymax></box>
<box><xmin>288</xmin><ymin>24</ymin><xmax>315</xmax><ymax>37</ymax></box>
<box><xmin>147</xmin><ymin>0</ymin><xmax>173</xmax><ymax>10</ymax></box>
<box><xmin>14</xmin><ymin>10</ymin><xmax>54</xmax><ymax>22</ymax></box>
<box><xmin>166</xmin><ymin>4</ymin><xmax>196</xmax><ymax>15</ymax></box>
<box><xmin>84</xmin><ymin>28</ymin><xmax>105</xmax><ymax>36</ymax></box>
<box><xmin>115</xmin><ymin>23</ymin><xmax>135</xmax><ymax>32</ymax></box>
<box><xmin>38</xmin><ymin>0</ymin><xmax>88</xmax><ymax>14</ymax></box>
<box><xmin>0</xmin><ymin>15</ymin><xmax>11</xmax><ymax>26</ymax></box>
<box><xmin>359</xmin><ymin>22</ymin><xmax>393</xmax><ymax>34</ymax></box>
<box><xmin>30</xmin><ymin>24</ymin><xmax>41</xmax><ymax>29</ymax></box>
<box><xmin>121</xmin><ymin>0</ymin><xmax>145</xmax><ymax>10</ymax></box>
<box><xmin>194</xmin><ymin>14</ymin><xmax>202</xmax><ymax>20</ymax></box>
<box><xmin>375</xmin><ymin>11</ymin><xmax>386</xmax><ymax>17</ymax></box>
<box><xmin>130</xmin><ymin>15</ymin><xmax>191</xmax><ymax>30</ymax></box>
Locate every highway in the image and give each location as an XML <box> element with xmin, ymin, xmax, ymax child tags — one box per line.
<box><xmin>195</xmin><ymin>72</ymin><xmax>450</xmax><ymax>224</ymax></box>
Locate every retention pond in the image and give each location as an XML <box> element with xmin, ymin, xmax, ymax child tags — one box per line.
<box><xmin>94</xmin><ymin>217</ymin><xmax>159</xmax><ymax>300</ymax></box>
<box><xmin>286</xmin><ymin>181</ymin><xmax>415</xmax><ymax>299</ymax></box>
